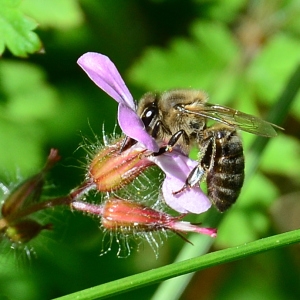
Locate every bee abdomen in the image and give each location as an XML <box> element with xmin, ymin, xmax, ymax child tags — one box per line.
<box><xmin>207</xmin><ymin>134</ymin><xmax>245</xmax><ymax>212</ymax></box>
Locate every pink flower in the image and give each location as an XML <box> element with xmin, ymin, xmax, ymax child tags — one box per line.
<box><xmin>77</xmin><ymin>52</ymin><xmax>211</xmax><ymax>214</ymax></box>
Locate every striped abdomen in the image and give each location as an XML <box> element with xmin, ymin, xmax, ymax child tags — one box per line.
<box><xmin>207</xmin><ymin>130</ymin><xmax>245</xmax><ymax>212</ymax></box>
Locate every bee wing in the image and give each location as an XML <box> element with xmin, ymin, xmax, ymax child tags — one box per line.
<box><xmin>183</xmin><ymin>103</ymin><xmax>283</xmax><ymax>137</ymax></box>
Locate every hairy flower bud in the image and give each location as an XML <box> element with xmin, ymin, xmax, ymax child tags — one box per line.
<box><xmin>5</xmin><ymin>219</ymin><xmax>52</xmax><ymax>244</ymax></box>
<box><xmin>72</xmin><ymin>198</ymin><xmax>216</xmax><ymax>257</ymax></box>
<box><xmin>72</xmin><ymin>198</ymin><xmax>217</xmax><ymax>238</ymax></box>
<box><xmin>88</xmin><ymin>139</ymin><xmax>154</xmax><ymax>192</ymax></box>
<box><xmin>101</xmin><ymin>198</ymin><xmax>172</xmax><ymax>232</ymax></box>
<box><xmin>101</xmin><ymin>198</ymin><xmax>217</xmax><ymax>237</ymax></box>
<box><xmin>1</xmin><ymin>149</ymin><xmax>60</xmax><ymax>220</ymax></box>
<box><xmin>0</xmin><ymin>149</ymin><xmax>60</xmax><ymax>245</ymax></box>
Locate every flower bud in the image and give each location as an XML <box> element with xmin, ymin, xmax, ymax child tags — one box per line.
<box><xmin>88</xmin><ymin>139</ymin><xmax>154</xmax><ymax>192</ymax></box>
<box><xmin>101</xmin><ymin>198</ymin><xmax>171</xmax><ymax>232</ymax></box>
<box><xmin>1</xmin><ymin>149</ymin><xmax>60</xmax><ymax>219</ymax></box>
<box><xmin>72</xmin><ymin>198</ymin><xmax>217</xmax><ymax>237</ymax></box>
<box><xmin>1</xmin><ymin>173</ymin><xmax>44</xmax><ymax>218</ymax></box>
<box><xmin>4</xmin><ymin>219</ymin><xmax>52</xmax><ymax>244</ymax></box>
<box><xmin>101</xmin><ymin>198</ymin><xmax>217</xmax><ymax>237</ymax></box>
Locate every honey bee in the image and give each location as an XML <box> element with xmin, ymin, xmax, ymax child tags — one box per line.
<box><xmin>137</xmin><ymin>89</ymin><xmax>282</xmax><ymax>212</ymax></box>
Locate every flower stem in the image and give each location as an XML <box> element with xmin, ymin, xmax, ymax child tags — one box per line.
<box><xmin>54</xmin><ymin>228</ymin><xmax>300</xmax><ymax>300</ymax></box>
<box><xmin>0</xmin><ymin>196</ymin><xmax>72</xmax><ymax>231</ymax></box>
<box><xmin>0</xmin><ymin>182</ymin><xmax>93</xmax><ymax>231</ymax></box>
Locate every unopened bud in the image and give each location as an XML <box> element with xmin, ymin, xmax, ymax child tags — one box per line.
<box><xmin>1</xmin><ymin>174</ymin><xmax>44</xmax><ymax>218</ymax></box>
<box><xmin>1</xmin><ymin>149</ymin><xmax>60</xmax><ymax>219</ymax></box>
<box><xmin>101</xmin><ymin>198</ymin><xmax>217</xmax><ymax>237</ymax></box>
<box><xmin>72</xmin><ymin>198</ymin><xmax>217</xmax><ymax>238</ymax></box>
<box><xmin>5</xmin><ymin>219</ymin><xmax>52</xmax><ymax>244</ymax></box>
<box><xmin>101</xmin><ymin>198</ymin><xmax>171</xmax><ymax>232</ymax></box>
<box><xmin>89</xmin><ymin>139</ymin><xmax>154</xmax><ymax>192</ymax></box>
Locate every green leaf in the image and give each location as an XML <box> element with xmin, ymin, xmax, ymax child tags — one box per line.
<box><xmin>0</xmin><ymin>60</ymin><xmax>59</xmax><ymax>121</ymax></box>
<box><xmin>20</xmin><ymin>0</ymin><xmax>84</xmax><ymax>29</ymax></box>
<box><xmin>0</xmin><ymin>60</ymin><xmax>59</xmax><ymax>173</ymax></box>
<box><xmin>0</xmin><ymin>118</ymin><xmax>43</xmax><ymax>173</ymax></box>
<box><xmin>128</xmin><ymin>21</ymin><xmax>240</xmax><ymax>105</ymax></box>
<box><xmin>249</xmin><ymin>33</ymin><xmax>300</xmax><ymax>105</ymax></box>
<box><xmin>0</xmin><ymin>0</ymin><xmax>42</xmax><ymax>57</ymax></box>
<box><xmin>260</xmin><ymin>134</ymin><xmax>300</xmax><ymax>177</ymax></box>
<box><xmin>205</xmin><ymin>0</ymin><xmax>246</xmax><ymax>23</ymax></box>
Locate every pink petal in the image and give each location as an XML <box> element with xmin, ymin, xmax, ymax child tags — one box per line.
<box><xmin>162</xmin><ymin>176</ymin><xmax>211</xmax><ymax>214</ymax></box>
<box><xmin>150</xmin><ymin>150</ymin><xmax>197</xmax><ymax>182</ymax></box>
<box><xmin>77</xmin><ymin>52</ymin><xmax>135</xmax><ymax>109</ymax></box>
<box><xmin>150</xmin><ymin>151</ymin><xmax>211</xmax><ymax>214</ymax></box>
<box><xmin>78</xmin><ymin>52</ymin><xmax>159</xmax><ymax>152</ymax></box>
<box><xmin>118</xmin><ymin>104</ymin><xmax>159</xmax><ymax>152</ymax></box>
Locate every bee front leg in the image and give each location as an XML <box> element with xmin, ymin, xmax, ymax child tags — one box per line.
<box><xmin>153</xmin><ymin>129</ymin><xmax>189</xmax><ymax>156</ymax></box>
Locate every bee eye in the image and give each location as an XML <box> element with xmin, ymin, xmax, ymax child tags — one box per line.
<box><xmin>142</xmin><ymin>107</ymin><xmax>156</xmax><ymax>127</ymax></box>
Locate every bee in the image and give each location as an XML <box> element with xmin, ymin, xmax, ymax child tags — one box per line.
<box><xmin>137</xmin><ymin>89</ymin><xmax>282</xmax><ymax>212</ymax></box>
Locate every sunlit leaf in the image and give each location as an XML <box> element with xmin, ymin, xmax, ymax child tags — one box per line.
<box><xmin>205</xmin><ymin>0</ymin><xmax>246</xmax><ymax>22</ymax></box>
<box><xmin>260</xmin><ymin>134</ymin><xmax>300</xmax><ymax>177</ymax></box>
<box><xmin>249</xmin><ymin>33</ymin><xmax>300</xmax><ymax>105</ymax></box>
<box><xmin>216</xmin><ymin>208</ymin><xmax>269</xmax><ymax>247</ymax></box>
<box><xmin>0</xmin><ymin>0</ymin><xmax>42</xmax><ymax>57</ymax></box>
<box><xmin>0</xmin><ymin>118</ymin><xmax>43</xmax><ymax>173</ymax></box>
<box><xmin>20</xmin><ymin>0</ymin><xmax>84</xmax><ymax>29</ymax></box>
<box><xmin>0</xmin><ymin>60</ymin><xmax>59</xmax><ymax>173</ymax></box>
<box><xmin>128</xmin><ymin>21</ymin><xmax>240</xmax><ymax>105</ymax></box>
<box><xmin>0</xmin><ymin>61</ymin><xmax>59</xmax><ymax>121</ymax></box>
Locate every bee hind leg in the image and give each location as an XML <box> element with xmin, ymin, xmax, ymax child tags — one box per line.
<box><xmin>173</xmin><ymin>164</ymin><xmax>206</xmax><ymax>195</ymax></box>
<box><xmin>173</xmin><ymin>135</ymin><xmax>215</xmax><ymax>194</ymax></box>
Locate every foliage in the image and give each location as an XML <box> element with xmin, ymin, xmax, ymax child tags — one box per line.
<box><xmin>0</xmin><ymin>0</ymin><xmax>42</xmax><ymax>57</ymax></box>
<box><xmin>0</xmin><ymin>0</ymin><xmax>300</xmax><ymax>299</ymax></box>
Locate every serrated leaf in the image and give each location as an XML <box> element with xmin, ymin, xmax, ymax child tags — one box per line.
<box><xmin>0</xmin><ymin>0</ymin><xmax>42</xmax><ymax>57</ymax></box>
<box><xmin>20</xmin><ymin>0</ymin><xmax>84</xmax><ymax>29</ymax></box>
<box><xmin>128</xmin><ymin>20</ymin><xmax>240</xmax><ymax>104</ymax></box>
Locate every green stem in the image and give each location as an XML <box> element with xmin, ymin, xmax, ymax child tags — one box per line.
<box><xmin>54</xmin><ymin>228</ymin><xmax>300</xmax><ymax>300</ymax></box>
<box><xmin>0</xmin><ymin>182</ymin><xmax>91</xmax><ymax>231</ymax></box>
<box><xmin>0</xmin><ymin>196</ymin><xmax>71</xmax><ymax>231</ymax></box>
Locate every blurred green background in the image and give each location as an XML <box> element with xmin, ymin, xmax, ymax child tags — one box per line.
<box><xmin>1</xmin><ymin>0</ymin><xmax>300</xmax><ymax>299</ymax></box>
